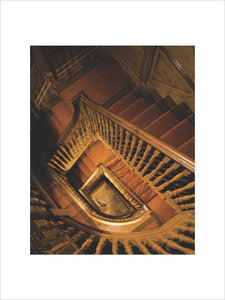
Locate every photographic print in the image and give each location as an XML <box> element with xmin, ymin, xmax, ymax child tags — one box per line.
<box><xmin>30</xmin><ymin>46</ymin><xmax>195</xmax><ymax>255</ymax></box>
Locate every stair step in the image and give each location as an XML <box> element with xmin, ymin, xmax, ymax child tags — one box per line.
<box><xmin>178</xmin><ymin>102</ymin><xmax>193</xmax><ymax>118</ymax></box>
<box><xmin>109</xmin><ymin>161</ymin><xmax>129</xmax><ymax>174</ymax></box>
<box><xmin>133</xmin><ymin>181</ymin><xmax>151</xmax><ymax>198</ymax></box>
<box><xmin>55</xmin><ymin>195</ymin><xmax>71</xmax><ymax>209</ymax></box>
<box><xmin>144</xmin><ymin>110</ymin><xmax>179</xmax><ymax>138</ymax></box>
<box><xmin>160</xmin><ymin>118</ymin><xmax>194</xmax><ymax>149</ymax></box>
<box><xmin>147</xmin><ymin>89</ymin><xmax>162</xmax><ymax>103</ymax></box>
<box><xmin>147</xmin><ymin>194</ymin><xmax>176</xmax><ymax>224</ymax></box>
<box><xmin>68</xmin><ymin>171</ymin><xmax>83</xmax><ymax>189</ymax></box>
<box><xmin>162</xmin><ymin>95</ymin><xmax>177</xmax><ymax>110</ymax></box>
<box><xmin>65</xmin><ymin>204</ymin><xmax>79</xmax><ymax>217</ymax></box>
<box><xmin>124</xmin><ymin>176</ymin><xmax>143</xmax><ymax>191</ymax></box>
<box><xmin>119</xmin><ymin>97</ymin><xmax>149</xmax><ymax>121</ymax></box>
<box><xmin>106</xmin><ymin>157</ymin><xmax>120</xmax><ymax>169</ymax></box>
<box><xmin>73</xmin><ymin>166</ymin><xmax>89</xmax><ymax>184</ymax></box>
<box><xmin>131</xmin><ymin>103</ymin><xmax>163</xmax><ymax>128</ymax></box>
<box><xmin>141</xmin><ymin>188</ymin><xmax>157</xmax><ymax>205</ymax></box>
<box><xmin>179</xmin><ymin>136</ymin><xmax>195</xmax><ymax>158</ymax></box>
<box><xmin>171</xmin><ymin>104</ymin><xmax>186</xmax><ymax>122</ymax></box>
<box><xmin>109</xmin><ymin>91</ymin><xmax>137</xmax><ymax>114</ymax></box>
<box><xmin>72</xmin><ymin>213</ymin><xmax>89</xmax><ymax>225</ymax></box>
<box><xmin>77</xmin><ymin>159</ymin><xmax>93</xmax><ymax>179</ymax></box>
<box><xmin>86</xmin><ymin>142</ymin><xmax>114</xmax><ymax>167</ymax></box>
<box><xmin>81</xmin><ymin>155</ymin><xmax>96</xmax><ymax>173</ymax></box>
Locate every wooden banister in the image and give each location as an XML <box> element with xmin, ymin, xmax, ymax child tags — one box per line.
<box><xmin>80</xmin><ymin>94</ymin><xmax>195</xmax><ymax>173</ymax></box>
<box><xmin>31</xmin><ymin>170</ymin><xmax>194</xmax><ymax>240</ymax></box>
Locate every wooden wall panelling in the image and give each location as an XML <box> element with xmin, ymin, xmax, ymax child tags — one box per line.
<box><xmin>146</xmin><ymin>47</ymin><xmax>194</xmax><ymax>112</ymax></box>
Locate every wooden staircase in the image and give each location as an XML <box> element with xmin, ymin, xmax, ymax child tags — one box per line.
<box><xmin>109</xmin><ymin>90</ymin><xmax>194</xmax><ymax>159</ymax></box>
<box><xmin>31</xmin><ymin>177</ymin><xmax>195</xmax><ymax>255</ymax></box>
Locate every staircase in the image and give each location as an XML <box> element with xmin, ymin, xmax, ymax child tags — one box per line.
<box><xmin>108</xmin><ymin>89</ymin><xmax>194</xmax><ymax>159</ymax></box>
<box><xmin>31</xmin><ymin>176</ymin><xmax>195</xmax><ymax>255</ymax></box>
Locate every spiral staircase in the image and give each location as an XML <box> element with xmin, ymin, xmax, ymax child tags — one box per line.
<box><xmin>31</xmin><ymin>46</ymin><xmax>195</xmax><ymax>254</ymax></box>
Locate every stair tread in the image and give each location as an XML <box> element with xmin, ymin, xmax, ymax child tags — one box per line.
<box><xmin>77</xmin><ymin>159</ymin><xmax>93</xmax><ymax>179</ymax></box>
<box><xmin>124</xmin><ymin>176</ymin><xmax>143</xmax><ymax>190</ymax></box>
<box><xmin>81</xmin><ymin>155</ymin><xmax>96</xmax><ymax>173</ymax></box>
<box><xmin>55</xmin><ymin>195</ymin><xmax>71</xmax><ymax>209</ymax></box>
<box><xmin>141</xmin><ymin>189</ymin><xmax>157</xmax><ymax>204</ymax></box>
<box><xmin>72</xmin><ymin>213</ymin><xmax>88</xmax><ymax>225</ymax></box>
<box><xmin>86</xmin><ymin>142</ymin><xmax>114</xmax><ymax>167</ymax></box>
<box><xmin>179</xmin><ymin>136</ymin><xmax>195</xmax><ymax>158</ymax></box>
<box><xmin>68</xmin><ymin>171</ymin><xmax>83</xmax><ymax>189</ymax></box>
<box><xmin>162</xmin><ymin>95</ymin><xmax>177</xmax><ymax>110</ymax></box>
<box><xmin>160</xmin><ymin>118</ymin><xmax>194</xmax><ymax>149</ymax></box>
<box><xmin>65</xmin><ymin>204</ymin><xmax>79</xmax><ymax>217</ymax></box>
<box><xmin>178</xmin><ymin>102</ymin><xmax>193</xmax><ymax>118</ymax></box>
<box><xmin>73</xmin><ymin>166</ymin><xmax>89</xmax><ymax>184</ymax></box>
<box><xmin>131</xmin><ymin>103</ymin><xmax>163</xmax><ymax>128</ymax></box>
<box><xmin>109</xmin><ymin>91</ymin><xmax>137</xmax><ymax>114</ymax></box>
<box><xmin>147</xmin><ymin>194</ymin><xmax>176</xmax><ymax>224</ymax></box>
<box><xmin>133</xmin><ymin>181</ymin><xmax>151</xmax><ymax>199</ymax></box>
<box><xmin>144</xmin><ymin>110</ymin><xmax>179</xmax><ymax>138</ymax></box>
<box><xmin>119</xmin><ymin>97</ymin><xmax>149</xmax><ymax>121</ymax></box>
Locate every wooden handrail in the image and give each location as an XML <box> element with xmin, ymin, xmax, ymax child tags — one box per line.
<box><xmin>31</xmin><ymin>170</ymin><xmax>194</xmax><ymax>240</ymax></box>
<box><xmin>80</xmin><ymin>93</ymin><xmax>195</xmax><ymax>173</ymax></box>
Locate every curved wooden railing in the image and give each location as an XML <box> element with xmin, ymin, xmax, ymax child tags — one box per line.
<box><xmin>48</xmin><ymin>93</ymin><xmax>195</xmax><ymax>214</ymax></box>
<box><xmin>31</xmin><ymin>173</ymin><xmax>195</xmax><ymax>254</ymax></box>
<box><xmin>81</xmin><ymin>94</ymin><xmax>195</xmax><ymax>172</ymax></box>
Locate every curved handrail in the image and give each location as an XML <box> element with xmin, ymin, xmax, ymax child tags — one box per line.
<box><xmin>80</xmin><ymin>93</ymin><xmax>195</xmax><ymax>173</ymax></box>
<box><xmin>31</xmin><ymin>170</ymin><xmax>194</xmax><ymax>240</ymax></box>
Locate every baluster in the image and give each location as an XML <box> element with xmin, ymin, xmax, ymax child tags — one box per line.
<box><xmin>113</xmin><ymin>123</ymin><xmax>119</xmax><ymax>150</ymax></box>
<box><xmin>174</xmin><ymin>225</ymin><xmax>195</xmax><ymax>235</ymax></box>
<box><xmin>80</xmin><ymin>102</ymin><xmax>90</xmax><ymax>130</ymax></box>
<box><xmin>89</xmin><ymin>108</ymin><xmax>98</xmax><ymax>132</ymax></box>
<box><xmin>158</xmin><ymin>169</ymin><xmax>191</xmax><ymax>191</ymax></box>
<box><xmin>123</xmin><ymin>240</ymin><xmax>133</xmax><ymax>254</ymax></box>
<box><xmin>48</xmin><ymin>161</ymin><xmax>62</xmax><ymax>172</ymax></box>
<box><xmin>130</xmin><ymin>139</ymin><xmax>143</xmax><ymax>167</ymax></box>
<box><xmin>67</xmin><ymin>140</ymin><xmax>77</xmax><ymax>157</ymax></box>
<box><xmin>122</xmin><ymin>130</ymin><xmax>131</xmax><ymax>158</ymax></box>
<box><xmin>80</xmin><ymin>121</ymin><xmax>86</xmax><ymax>143</ymax></box>
<box><xmin>173</xmin><ymin>194</ymin><xmax>195</xmax><ymax>204</ymax></box>
<box><xmin>49</xmin><ymin>239</ymin><xmax>73</xmax><ymax>254</ymax></box>
<box><xmin>95</xmin><ymin>237</ymin><xmax>106</xmax><ymax>254</ymax></box>
<box><xmin>105</xmin><ymin>117</ymin><xmax>110</xmax><ymax>144</ymax></box>
<box><xmin>144</xmin><ymin>156</ymin><xmax>170</xmax><ymax>180</ymax></box>
<box><xmin>118</xmin><ymin>126</ymin><xmax>124</xmax><ymax>155</ymax></box>
<box><xmin>140</xmin><ymin>149</ymin><xmax>160</xmax><ymax>176</ymax></box>
<box><xmin>54</xmin><ymin>231</ymin><xmax>84</xmax><ymax>254</ymax></box>
<box><xmin>73</xmin><ymin>234</ymin><xmax>95</xmax><ymax>254</ymax></box>
<box><xmin>56</xmin><ymin>149</ymin><xmax>70</xmax><ymax>164</ymax></box>
<box><xmin>135</xmin><ymin>145</ymin><xmax>152</xmax><ymax>171</ymax></box>
<box><xmin>126</xmin><ymin>135</ymin><xmax>137</xmax><ymax>162</ymax></box>
<box><xmin>100</xmin><ymin>114</ymin><xmax>107</xmax><ymax>140</ymax></box>
<box><xmin>152</xmin><ymin>162</ymin><xmax>180</xmax><ymax>185</ymax></box>
<box><xmin>109</xmin><ymin>119</ymin><xmax>114</xmax><ymax>148</ymax></box>
<box><xmin>168</xmin><ymin>233</ymin><xmax>195</xmax><ymax>245</ymax></box>
<box><xmin>97</xmin><ymin>113</ymin><xmax>103</xmax><ymax>137</ymax></box>
<box><xmin>62</xmin><ymin>144</ymin><xmax>73</xmax><ymax>160</ymax></box>
<box><xmin>167</xmin><ymin>181</ymin><xmax>195</xmax><ymax>197</ymax></box>
<box><xmin>178</xmin><ymin>203</ymin><xmax>195</xmax><ymax>210</ymax></box>
<box><xmin>132</xmin><ymin>240</ymin><xmax>151</xmax><ymax>254</ymax></box>
<box><xmin>51</xmin><ymin>156</ymin><xmax>67</xmax><ymax>169</ymax></box>
<box><xmin>76</xmin><ymin>124</ymin><xmax>84</xmax><ymax>146</ymax></box>
<box><xmin>160</xmin><ymin>237</ymin><xmax>194</xmax><ymax>254</ymax></box>
<box><xmin>145</xmin><ymin>239</ymin><xmax>170</xmax><ymax>254</ymax></box>
<box><xmin>112</xmin><ymin>239</ymin><xmax>118</xmax><ymax>254</ymax></box>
